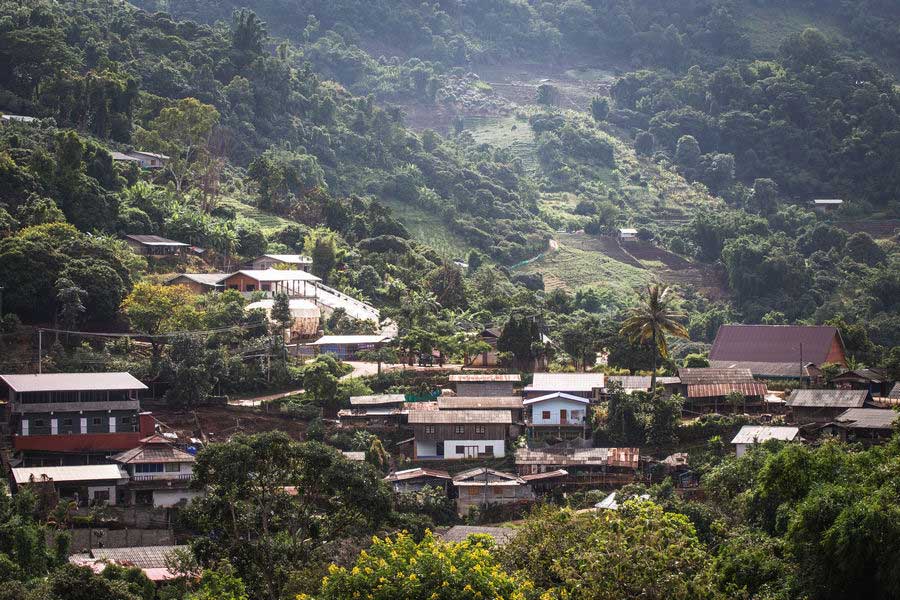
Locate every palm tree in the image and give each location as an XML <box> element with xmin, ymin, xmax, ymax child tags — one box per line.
<box><xmin>620</xmin><ymin>285</ymin><xmax>689</xmax><ymax>390</ymax></box>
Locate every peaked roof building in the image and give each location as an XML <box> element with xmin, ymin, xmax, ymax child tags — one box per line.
<box><xmin>709</xmin><ymin>325</ymin><xmax>847</xmax><ymax>378</ymax></box>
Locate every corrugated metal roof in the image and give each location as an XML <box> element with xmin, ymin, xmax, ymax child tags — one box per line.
<box><xmin>231</xmin><ymin>269</ymin><xmax>321</xmax><ymax>282</ymax></box>
<box><xmin>452</xmin><ymin>467</ymin><xmax>523</xmax><ymax>484</ymax></box>
<box><xmin>787</xmin><ymin>389</ymin><xmax>869</xmax><ymax>408</ymax></box>
<box><xmin>678</xmin><ymin>368</ymin><xmax>756</xmax><ymax>385</ymax></box>
<box><xmin>449</xmin><ymin>373</ymin><xmax>521</xmax><ymax>382</ymax></box>
<box><xmin>167</xmin><ymin>273</ymin><xmax>229</xmax><ymax>286</ymax></box>
<box><xmin>408</xmin><ymin>410</ymin><xmax>512</xmax><ymax>424</ymax></box>
<box><xmin>523</xmin><ymin>391</ymin><xmax>590</xmax><ymax>405</ymax></box>
<box><xmin>515</xmin><ymin>447</ymin><xmax>640</xmax><ymax>468</ymax></box>
<box><xmin>731</xmin><ymin>425</ymin><xmax>799</xmax><ymax>445</ymax></box>
<box><xmin>13</xmin><ymin>464</ymin><xmax>128</xmax><ymax>484</ymax></box>
<box><xmin>384</xmin><ymin>467</ymin><xmax>451</xmax><ymax>482</ymax></box>
<box><xmin>831</xmin><ymin>369</ymin><xmax>887</xmax><ymax>383</ymax></box>
<box><xmin>686</xmin><ymin>382</ymin><xmax>767</xmax><ymax>398</ymax></box>
<box><xmin>309</xmin><ymin>334</ymin><xmax>392</xmax><ymax>345</ymax></box>
<box><xmin>521</xmin><ymin>469</ymin><xmax>568</xmax><ymax>482</ymax></box>
<box><xmin>349</xmin><ymin>394</ymin><xmax>407</xmax><ymax>406</ymax></box>
<box><xmin>834</xmin><ymin>408</ymin><xmax>898</xmax><ymax>429</ymax></box>
<box><xmin>1</xmin><ymin>372</ymin><xmax>147</xmax><ymax>392</ymax></box>
<box><xmin>708</xmin><ymin>360</ymin><xmax>813</xmax><ymax>378</ymax></box>
<box><xmin>437</xmin><ymin>396</ymin><xmax>523</xmax><ymax>410</ymax></box>
<box><xmin>525</xmin><ymin>373</ymin><xmax>605</xmax><ymax>392</ymax></box>
<box><xmin>342</xmin><ymin>451</ymin><xmax>366</xmax><ymax>461</ymax></box>
<box><xmin>260</xmin><ymin>254</ymin><xmax>312</xmax><ymax>264</ymax></box>
<box><xmin>890</xmin><ymin>383</ymin><xmax>900</xmax><ymax>399</ymax></box>
<box><xmin>125</xmin><ymin>234</ymin><xmax>187</xmax><ymax>246</ymax></box>
<box><xmin>70</xmin><ymin>546</ymin><xmax>184</xmax><ymax>569</ymax></box>
<box><xmin>710</xmin><ymin>325</ymin><xmax>841</xmax><ymax>365</ymax></box>
<box><xmin>111</xmin><ymin>438</ymin><xmax>195</xmax><ymax>464</ymax></box>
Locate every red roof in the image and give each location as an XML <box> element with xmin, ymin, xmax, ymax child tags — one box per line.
<box><xmin>710</xmin><ymin>325</ymin><xmax>842</xmax><ymax>365</ymax></box>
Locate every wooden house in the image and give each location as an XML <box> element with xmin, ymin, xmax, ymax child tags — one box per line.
<box><xmin>452</xmin><ymin>468</ymin><xmax>533</xmax><ymax>515</ymax></box>
<box><xmin>246</xmin><ymin>254</ymin><xmax>313</xmax><ymax>271</ymax></box>
<box><xmin>221</xmin><ymin>269</ymin><xmax>321</xmax><ymax>297</ymax></box>
<box><xmin>111</xmin><ymin>435</ymin><xmax>199</xmax><ymax>508</ymax></box>
<box><xmin>514</xmin><ymin>445</ymin><xmax>641</xmax><ymax>487</ymax></box>
<box><xmin>338</xmin><ymin>394</ymin><xmax>407</xmax><ymax>428</ymax></box>
<box><xmin>523</xmin><ymin>373</ymin><xmax>605</xmax><ymax>400</ymax></box>
<box><xmin>819</xmin><ymin>408</ymin><xmax>898</xmax><ymax>445</ymax></box>
<box><xmin>165</xmin><ymin>273</ymin><xmax>228</xmax><ymax>294</ymax></box>
<box><xmin>672</xmin><ymin>368</ymin><xmax>767</xmax><ymax>413</ymax></box>
<box><xmin>709</xmin><ymin>324</ymin><xmax>847</xmax><ymax>380</ymax></box>
<box><xmin>730</xmin><ymin>426</ymin><xmax>800</xmax><ymax>457</ymax></box>
<box><xmin>436</xmin><ymin>396</ymin><xmax>524</xmax><ymax>423</ymax></box>
<box><xmin>408</xmin><ymin>409</ymin><xmax>511</xmax><ymax>459</ymax></box>
<box><xmin>618</xmin><ymin>228</ymin><xmax>638</xmax><ymax>242</ymax></box>
<box><xmin>384</xmin><ymin>467</ymin><xmax>452</xmax><ymax>494</ymax></box>
<box><xmin>125</xmin><ymin>234</ymin><xmax>189</xmax><ymax>257</ymax></box>
<box><xmin>830</xmin><ymin>368</ymin><xmax>894</xmax><ymax>397</ymax></box>
<box><xmin>787</xmin><ymin>389</ymin><xmax>873</xmax><ymax>424</ymax></box>
<box><xmin>523</xmin><ymin>392</ymin><xmax>589</xmax><ymax>440</ymax></box>
<box><xmin>448</xmin><ymin>373</ymin><xmax>520</xmax><ymax>397</ymax></box>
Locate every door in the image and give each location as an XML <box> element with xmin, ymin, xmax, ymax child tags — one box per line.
<box><xmin>560</xmin><ymin>409</ymin><xmax>568</xmax><ymax>425</ymax></box>
<box><xmin>80</xmin><ymin>418</ymin><xmax>87</xmax><ymax>434</ymax></box>
<box><xmin>109</xmin><ymin>416</ymin><xmax>116</xmax><ymax>433</ymax></box>
<box><xmin>51</xmin><ymin>419</ymin><xmax>58</xmax><ymax>435</ymax></box>
<box><xmin>21</xmin><ymin>419</ymin><xmax>28</xmax><ymax>436</ymax></box>
<box><xmin>464</xmin><ymin>445</ymin><xmax>479</xmax><ymax>459</ymax></box>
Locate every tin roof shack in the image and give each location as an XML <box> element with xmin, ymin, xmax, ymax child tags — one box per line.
<box><xmin>124</xmin><ymin>151</ymin><xmax>168</xmax><ymax>169</ymax></box>
<box><xmin>674</xmin><ymin>368</ymin><xmax>767</xmax><ymax>413</ymax></box>
<box><xmin>514</xmin><ymin>445</ymin><xmax>641</xmax><ymax>487</ymax></box>
<box><xmin>247</xmin><ymin>254</ymin><xmax>313</xmax><ymax>271</ymax></box>
<box><xmin>1</xmin><ymin>373</ymin><xmax>153</xmax><ymax>464</ymax></box>
<box><xmin>730</xmin><ymin>426</ymin><xmax>800</xmax><ymax>457</ymax></box>
<box><xmin>523</xmin><ymin>392</ymin><xmax>590</xmax><ymax>441</ymax></box>
<box><xmin>124</xmin><ymin>234</ymin><xmax>189</xmax><ymax>257</ymax></box>
<box><xmin>787</xmin><ymin>389</ymin><xmax>873</xmax><ymax>424</ymax></box>
<box><xmin>437</xmin><ymin>396</ymin><xmax>524</xmax><ymax>423</ymax></box>
<box><xmin>438</xmin><ymin>525</ymin><xmax>514</xmax><ymax>546</ymax></box>
<box><xmin>384</xmin><ymin>467</ymin><xmax>452</xmax><ymax>494</ymax></box>
<box><xmin>709</xmin><ymin>325</ymin><xmax>847</xmax><ymax>381</ymax></box>
<box><xmin>830</xmin><ymin>368</ymin><xmax>894</xmax><ymax>398</ymax></box>
<box><xmin>408</xmin><ymin>410</ymin><xmax>511</xmax><ymax>459</ymax></box>
<box><xmin>338</xmin><ymin>394</ymin><xmax>407</xmax><ymax>428</ymax></box>
<box><xmin>165</xmin><ymin>273</ymin><xmax>228</xmax><ymax>294</ymax></box>
<box><xmin>11</xmin><ymin>464</ymin><xmax>129</xmax><ymax>507</ymax></box>
<box><xmin>452</xmin><ymin>468</ymin><xmax>533</xmax><ymax>516</ymax></box>
<box><xmin>308</xmin><ymin>334</ymin><xmax>393</xmax><ymax>361</ymax></box>
<box><xmin>524</xmin><ymin>373</ymin><xmax>605</xmax><ymax>400</ymax></box>
<box><xmin>70</xmin><ymin>545</ymin><xmax>186</xmax><ymax>583</ymax></box>
<box><xmin>819</xmin><ymin>408</ymin><xmax>899</xmax><ymax>445</ymax></box>
<box><xmin>111</xmin><ymin>435</ymin><xmax>199</xmax><ymax>508</ymax></box>
<box><xmin>449</xmin><ymin>373</ymin><xmax>520</xmax><ymax>397</ymax></box>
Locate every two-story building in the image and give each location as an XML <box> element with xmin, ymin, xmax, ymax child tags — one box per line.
<box><xmin>448</xmin><ymin>373</ymin><xmax>520</xmax><ymax>397</ymax></box>
<box><xmin>523</xmin><ymin>373</ymin><xmax>605</xmax><ymax>401</ymax></box>
<box><xmin>338</xmin><ymin>394</ymin><xmax>408</xmax><ymax>428</ymax></box>
<box><xmin>2</xmin><ymin>373</ymin><xmax>153</xmax><ymax>466</ymax></box>
<box><xmin>523</xmin><ymin>392</ymin><xmax>590</xmax><ymax>440</ymax></box>
<box><xmin>408</xmin><ymin>410</ymin><xmax>512</xmax><ymax>459</ymax></box>
<box><xmin>452</xmin><ymin>467</ymin><xmax>533</xmax><ymax>515</ymax></box>
<box><xmin>111</xmin><ymin>435</ymin><xmax>199</xmax><ymax>508</ymax></box>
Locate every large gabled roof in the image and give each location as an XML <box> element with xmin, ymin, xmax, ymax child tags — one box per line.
<box><xmin>1</xmin><ymin>372</ymin><xmax>147</xmax><ymax>392</ymax></box>
<box><xmin>111</xmin><ymin>436</ymin><xmax>195</xmax><ymax>464</ymax></box>
<box><xmin>525</xmin><ymin>372</ymin><xmax>605</xmax><ymax>393</ymax></box>
<box><xmin>710</xmin><ymin>325</ymin><xmax>842</xmax><ymax>365</ymax></box>
<box><xmin>408</xmin><ymin>410</ymin><xmax>512</xmax><ymax>425</ymax></box>
<box><xmin>522</xmin><ymin>391</ymin><xmax>590</xmax><ymax>406</ymax></box>
<box><xmin>678</xmin><ymin>368</ymin><xmax>756</xmax><ymax>385</ymax></box>
<box><xmin>787</xmin><ymin>389</ymin><xmax>870</xmax><ymax>408</ymax></box>
<box><xmin>833</xmin><ymin>408</ymin><xmax>899</xmax><ymax>430</ymax></box>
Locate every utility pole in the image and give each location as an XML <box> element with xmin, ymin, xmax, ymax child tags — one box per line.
<box><xmin>799</xmin><ymin>342</ymin><xmax>804</xmax><ymax>389</ymax></box>
<box><xmin>37</xmin><ymin>329</ymin><xmax>42</xmax><ymax>374</ymax></box>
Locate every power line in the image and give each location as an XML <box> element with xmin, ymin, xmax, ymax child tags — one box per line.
<box><xmin>35</xmin><ymin>323</ymin><xmax>261</xmax><ymax>339</ymax></box>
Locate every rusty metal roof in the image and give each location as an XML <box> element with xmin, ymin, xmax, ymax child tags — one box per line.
<box><xmin>710</xmin><ymin>325</ymin><xmax>841</xmax><ymax>364</ymax></box>
<box><xmin>834</xmin><ymin>408</ymin><xmax>898</xmax><ymax>430</ymax></box>
<box><xmin>408</xmin><ymin>409</ymin><xmax>512</xmax><ymax>424</ymax></box>
<box><xmin>708</xmin><ymin>360</ymin><xmax>814</xmax><ymax>378</ymax></box>
<box><xmin>678</xmin><ymin>368</ymin><xmax>756</xmax><ymax>385</ymax></box>
<box><xmin>686</xmin><ymin>382</ymin><xmax>767</xmax><ymax>398</ymax></box>
<box><xmin>349</xmin><ymin>394</ymin><xmax>407</xmax><ymax>406</ymax></box>
<box><xmin>437</xmin><ymin>396</ymin><xmax>523</xmax><ymax>410</ymax></box>
<box><xmin>788</xmin><ymin>389</ymin><xmax>869</xmax><ymax>408</ymax></box>
<box><xmin>514</xmin><ymin>447</ymin><xmax>640</xmax><ymax>469</ymax></box>
<box><xmin>449</xmin><ymin>373</ymin><xmax>521</xmax><ymax>382</ymax></box>
<box><xmin>384</xmin><ymin>467</ymin><xmax>451</xmax><ymax>482</ymax></box>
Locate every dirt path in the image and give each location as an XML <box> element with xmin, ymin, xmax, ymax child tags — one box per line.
<box><xmin>228</xmin><ymin>389</ymin><xmax>304</xmax><ymax>407</ymax></box>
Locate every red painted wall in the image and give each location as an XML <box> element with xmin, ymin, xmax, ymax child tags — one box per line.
<box><xmin>13</xmin><ymin>412</ymin><xmax>155</xmax><ymax>453</ymax></box>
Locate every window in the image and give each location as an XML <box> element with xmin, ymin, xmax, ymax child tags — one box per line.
<box><xmin>493</xmin><ymin>487</ymin><xmax>504</xmax><ymax>496</ymax></box>
<box><xmin>62</xmin><ymin>418</ymin><xmax>72</xmax><ymax>427</ymax></box>
<box><xmin>34</xmin><ymin>419</ymin><xmax>44</xmax><ymax>428</ymax></box>
<box><xmin>135</xmin><ymin>464</ymin><xmax>164</xmax><ymax>473</ymax></box>
<box><xmin>261</xmin><ymin>284</ymin><xmax>271</xmax><ymax>291</ymax></box>
<box><xmin>483</xmin><ymin>445</ymin><xmax>493</xmax><ymax>456</ymax></box>
<box><xmin>475</xmin><ymin>425</ymin><xmax>485</xmax><ymax>434</ymax></box>
<box><xmin>92</xmin><ymin>417</ymin><xmax>101</xmax><ymax>426</ymax></box>
<box><xmin>245</xmin><ymin>284</ymin><xmax>256</xmax><ymax>291</ymax></box>
<box><xmin>455</xmin><ymin>445</ymin><xmax>465</xmax><ymax>454</ymax></box>
<box><xmin>454</xmin><ymin>425</ymin><xmax>465</xmax><ymax>435</ymax></box>
<box><xmin>424</xmin><ymin>425</ymin><xmax>435</xmax><ymax>434</ymax></box>
<box><xmin>228</xmin><ymin>285</ymin><xmax>239</xmax><ymax>290</ymax></box>
<box><xmin>92</xmin><ymin>490</ymin><xmax>110</xmax><ymax>503</ymax></box>
<box><xmin>467</xmin><ymin>487</ymin><xmax>480</xmax><ymax>497</ymax></box>
<box><xmin>165</xmin><ymin>463</ymin><xmax>180</xmax><ymax>472</ymax></box>
<box><xmin>120</xmin><ymin>417</ymin><xmax>130</xmax><ymax>425</ymax></box>
<box><xmin>542</xmin><ymin>410</ymin><xmax>551</xmax><ymax>420</ymax></box>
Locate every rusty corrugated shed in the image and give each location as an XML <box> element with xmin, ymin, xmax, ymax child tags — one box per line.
<box><xmin>686</xmin><ymin>382</ymin><xmax>767</xmax><ymax>398</ymax></box>
<box><xmin>678</xmin><ymin>368</ymin><xmax>756</xmax><ymax>385</ymax></box>
<box><xmin>449</xmin><ymin>374</ymin><xmax>521</xmax><ymax>382</ymax></box>
<box><xmin>787</xmin><ymin>389</ymin><xmax>869</xmax><ymax>408</ymax></box>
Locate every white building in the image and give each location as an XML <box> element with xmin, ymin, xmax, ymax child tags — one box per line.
<box><xmin>523</xmin><ymin>392</ymin><xmax>590</xmax><ymax>440</ymax></box>
<box><xmin>111</xmin><ymin>435</ymin><xmax>200</xmax><ymax>508</ymax></box>
<box><xmin>247</xmin><ymin>254</ymin><xmax>313</xmax><ymax>271</ymax></box>
<box><xmin>619</xmin><ymin>228</ymin><xmax>638</xmax><ymax>242</ymax></box>
<box><xmin>730</xmin><ymin>425</ymin><xmax>800</xmax><ymax>457</ymax></box>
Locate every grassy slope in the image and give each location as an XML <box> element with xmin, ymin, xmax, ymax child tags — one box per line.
<box><xmin>219</xmin><ymin>196</ymin><xmax>297</xmax><ymax>234</ymax></box>
<box><xmin>740</xmin><ymin>3</ymin><xmax>849</xmax><ymax>55</ymax></box>
<box><xmin>378</xmin><ymin>197</ymin><xmax>474</xmax><ymax>260</ymax></box>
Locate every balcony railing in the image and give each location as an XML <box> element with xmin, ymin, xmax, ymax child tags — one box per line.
<box><xmin>131</xmin><ymin>473</ymin><xmax>192</xmax><ymax>482</ymax></box>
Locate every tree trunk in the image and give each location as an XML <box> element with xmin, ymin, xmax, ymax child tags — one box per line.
<box><xmin>650</xmin><ymin>328</ymin><xmax>658</xmax><ymax>392</ymax></box>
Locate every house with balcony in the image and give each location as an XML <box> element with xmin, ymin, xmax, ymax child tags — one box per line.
<box><xmin>111</xmin><ymin>435</ymin><xmax>199</xmax><ymax>508</ymax></box>
<box><xmin>221</xmin><ymin>269</ymin><xmax>321</xmax><ymax>297</ymax></box>
<box><xmin>523</xmin><ymin>373</ymin><xmax>605</xmax><ymax>400</ymax></box>
<box><xmin>523</xmin><ymin>392</ymin><xmax>589</xmax><ymax>440</ymax></box>
<box><xmin>408</xmin><ymin>409</ymin><xmax>511</xmax><ymax>459</ymax></box>
<box><xmin>1</xmin><ymin>372</ymin><xmax>153</xmax><ymax>465</ymax></box>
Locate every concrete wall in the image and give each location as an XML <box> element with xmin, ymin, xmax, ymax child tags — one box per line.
<box><xmin>529</xmin><ymin>398</ymin><xmax>587</xmax><ymax>425</ymax></box>
<box><xmin>442</xmin><ymin>440</ymin><xmax>505</xmax><ymax>459</ymax></box>
<box><xmin>64</xmin><ymin>528</ymin><xmax>175</xmax><ymax>551</ymax></box>
<box><xmin>153</xmin><ymin>489</ymin><xmax>202</xmax><ymax>508</ymax></box>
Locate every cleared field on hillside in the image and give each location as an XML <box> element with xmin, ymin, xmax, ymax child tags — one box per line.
<box><xmin>219</xmin><ymin>196</ymin><xmax>296</xmax><ymax>234</ymax></box>
<box><xmin>465</xmin><ymin>115</ymin><xmax>539</xmax><ymax>172</ymax></box>
<box><xmin>379</xmin><ymin>198</ymin><xmax>473</xmax><ymax>259</ymax></box>
<box><xmin>740</xmin><ymin>5</ymin><xmax>847</xmax><ymax>54</ymax></box>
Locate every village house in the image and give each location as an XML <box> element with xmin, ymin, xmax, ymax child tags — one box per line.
<box><xmin>436</xmin><ymin>396</ymin><xmax>525</xmax><ymax>423</ymax></box>
<box><xmin>787</xmin><ymin>389</ymin><xmax>873</xmax><ymax>424</ymax></box>
<box><xmin>709</xmin><ymin>324</ymin><xmax>847</xmax><ymax>380</ymax></box>
<box><xmin>222</xmin><ymin>269</ymin><xmax>321</xmax><ymax>297</ymax></box>
<box><xmin>11</xmin><ymin>464</ymin><xmax>129</xmax><ymax>506</ymax></box>
<box><xmin>818</xmin><ymin>408</ymin><xmax>898</xmax><ymax>444</ymax></box>
<box><xmin>165</xmin><ymin>273</ymin><xmax>227</xmax><ymax>294</ymax></box>
<box><xmin>1</xmin><ymin>372</ymin><xmax>154</xmax><ymax>465</ymax></box>
<box><xmin>452</xmin><ymin>468</ymin><xmax>533</xmax><ymax>515</ymax></box>
<box><xmin>338</xmin><ymin>394</ymin><xmax>408</xmax><ymax>428</ymax></box>
<box><xmin>124</xmin><ymin>234</ymin><xmax>189</xmax><ymax>257</ymax></box>
<box><xmin>523</xmin><ymin>392</ymin><xmax>590</xmax><ymax>440</ymax></box>
<box><xmin>111</xmin><ymin>435</ymin><xmax>199</xmax><ymax>508</ymax></box>
<box><xmin>407</xmin><ymin>409</ymin><xmax>511</xmax><ymax>459</ymax></box>
<box><xmin>602</xmin><ymin>375</ymin><xmax>681</xmax><ymax>395</ymax></box>
<box><xmin>124</xmin><ymin>150</ymin><xmax>168</xmax><ymax>169</ymax></box>
<box><xmin>1</xmin><ymin>113</ymin><xmax>37</xmax><ymax>125</ymax></box>
<box><xmin>449</xmin><ymin>373</ymin><xmax>520</xmax><ymax>397</ymax></box>
<box><xmin>830</xmin><ymin>368</ymin><xmax>894</xmax><ymax>398</ymax></box>
<box><xmin>730</xmin><ymin>425</ymin><xmax>800</xmax><ymax>457</ymax></box>
<box><xmin>246</xmin><ymin>254</ymin><xmax>313</xmax><ymax>271</ymax></box>
<box><xmin>523</xmin><ymin>372</ymin><xmax>605</xmax><ymax>400</ymax></box>
<box><xmin>811</xmin><ymin>198</ymin><xmax>843</xmax><ymax>212</ymax></box>
<box><xmin>308</xmin><ymin>334</ymin><xmax>393</xmax><ymax>361</ymax></box>
<box><xmin>618</xmin><ymin>227</ymin><xmax>638</xmax><ymax>242</ymax></box>
<box><xmin>110</xmin><ymin>151</ymin><xmax>142</xmax><ymax>165</ymax></box>
<box><xmin>672</xmin><ymin>368</ymin><xmax>767</xmax><ymax>413</ymax></box>
<box><xmin>514</xmin><ymin>445</ymin><xmax>641</xmax><ymax>487</ymax></box>
<box><xmin>384</xmin><ymin>467</ymin><xmax>452</xmax><ymax>494</ymax></box>
<box><xmin>245</xmin><ymin>298</ymin><xmax>321</xmax><ymax>340</ymax></box>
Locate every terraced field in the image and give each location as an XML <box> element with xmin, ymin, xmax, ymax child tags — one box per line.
<box><xmin>465</xmin><ymin>115</ymin><xmax>539</xmax><ymax>172</ymax></box>
<box><xmin>219</xmin><ymin>196</ymin><xmax>296</xmax><ymax>234</ymax></box>
<box><xmin>379</xmin><ymin>198</ymin><xmax>473</xmax><ymax>260</ymax></box>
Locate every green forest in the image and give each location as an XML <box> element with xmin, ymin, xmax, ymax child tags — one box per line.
<box><xmin>1</xmin><ymin>0</ymin><xmax>900</xmax><ymax>598</ymax></box>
